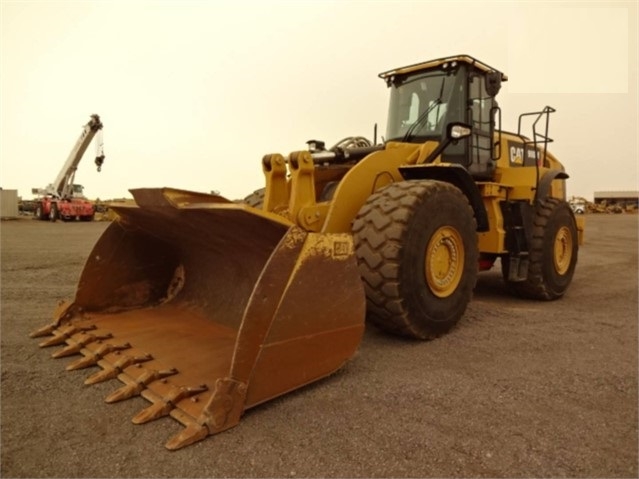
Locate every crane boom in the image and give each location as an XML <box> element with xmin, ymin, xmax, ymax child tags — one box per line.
<box><xmin>37</xmin><ymin>114</ymin><xmax>104</xmax><ymax>198</ymax></box>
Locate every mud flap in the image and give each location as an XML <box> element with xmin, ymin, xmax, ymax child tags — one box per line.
<box><xmin>31</xmin><ymin>188</ymin><xmax>365</xmax><ymax>450</ymax></box>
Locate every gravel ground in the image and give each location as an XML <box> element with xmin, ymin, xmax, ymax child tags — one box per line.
<box><xmin>1</xmin><ymin>213</ymin><xmax>637</xmax><ymax>478</ymax></box>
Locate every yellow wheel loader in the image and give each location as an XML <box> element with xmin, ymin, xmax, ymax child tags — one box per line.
<box><xmin>31</xmin><ymin>55</ymin><xmax>585</xmax><ymax>450</ymax></box>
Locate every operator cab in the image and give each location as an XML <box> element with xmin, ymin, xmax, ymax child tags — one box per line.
<box><xmin>70</xmin><ymin>184</ymin><xmax>86</xmax><ymax>199</ymax></box>
<box><xmin>380</xmin><ymin>55</ymin><xmax>506</xmax><ymax>180</ymax></box>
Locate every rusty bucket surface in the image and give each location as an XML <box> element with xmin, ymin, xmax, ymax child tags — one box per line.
<box><xmin>31</xmin><ymin>188</ymin><xmax>365</xmax><ymax>450</ymax></box>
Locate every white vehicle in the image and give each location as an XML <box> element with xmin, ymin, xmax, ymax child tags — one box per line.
<box><xmin>569</xmin><ymin>200</ymin><xmax>586</xmax><ymax>214</ymax></box>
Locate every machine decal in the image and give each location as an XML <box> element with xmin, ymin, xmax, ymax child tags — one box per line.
<box><xmin>507</xmin><ymin>140</ymin><xmax>541</xmax><ymax>167</ymax></box>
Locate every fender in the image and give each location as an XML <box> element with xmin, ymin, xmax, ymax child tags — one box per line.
<box><xmin>536</xmin><ymin>169</ymin><xmax>569</xmax><ymax>202</ymax></box>
<box><xmin>398</xmin><ymin>164</ymin><xmax>489</xmax><ymax>232</ymax></box>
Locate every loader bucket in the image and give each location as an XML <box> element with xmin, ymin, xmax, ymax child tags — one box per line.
<box><xmin>31</xmin><ymin>188</ymin><xmax>365</xmax><ymax>450</ymax></box>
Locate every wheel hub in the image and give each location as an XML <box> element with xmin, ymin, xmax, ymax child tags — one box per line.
<box><xmin>425</xmin><ymin>226</ymin><xmax>464</xmax><ymax>298</ymax></box>
<box><xmin>553</xmin><ymin>226</ymin><xmax>573</xmax><ymax>275</ymax></box>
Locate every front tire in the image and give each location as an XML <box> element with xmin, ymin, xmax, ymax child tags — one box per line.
<box><xmin>353</xmin><ymin>180</ymin><xmax>478</xmax><ymax>339</ymax></box>
<box><xmin>502</xmin><ymin>198</ymin><xmax>578</xmax><ymax>300</ymax></box>
<box><xmin>49</xmin><ymin>203</ymin><xmax>58</xmax><ymax>222</ymax></box>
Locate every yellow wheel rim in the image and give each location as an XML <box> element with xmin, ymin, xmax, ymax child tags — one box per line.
<box><xmin>425</xmin><ymin>226</ymin><xmax>464</xmax><ymax>298</ymax></box>
<box><xmin>554</xmin><ymin>226</ymin><xmax>573</xmax><ymax>275</ymax></box>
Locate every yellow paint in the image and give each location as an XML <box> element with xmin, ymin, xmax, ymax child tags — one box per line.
<box><xmin>246</xmin><ymin>106</ymin><xmax>577</xmax><ymax>258</ymax></box>
<box><xmin>321</xmin><ymin>144</ymin><xmax>420</xmax><ymax>233</ymax></box>
<box><xmin>263</xmin><ymin>153</ymin><xmax>289</xmax><ymax>213</ymax></box>
<box><xmin>424</xmin><ymin>226</ymin><xmax>464</xmax><ymax>298</ymax></box>
<box><xmin>575</xmin><ymin>216</ymin><xmax>585</xmax><ymax>245</ymax></box>
<box><xmin>477</xmin><ymin>182</ymin><xmax>508</xmax><ymax>253</ymax></box>
<box><xmin>553</xmin><ymin>225</ymin><xmax>573</xmax><ymax>274</ymax></box>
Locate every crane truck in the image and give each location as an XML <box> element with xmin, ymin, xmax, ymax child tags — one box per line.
<box><xmin>32</xmin><ymin>114</ymin><xmax>104</xmax><ymax>222</ymax></box>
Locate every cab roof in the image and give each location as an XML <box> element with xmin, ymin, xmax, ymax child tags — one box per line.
<box><xmin>378</xmin><ymin>54</ymin><xmax>508</xmax><ymax>82</ymax></box>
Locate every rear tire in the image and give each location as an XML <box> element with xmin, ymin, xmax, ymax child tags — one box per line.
<box><xmin>319</xmin><ymin>181</ymin><xmax>339</xmax><ymax>201</ymax></box>
<box><xmin>353</xmin><ymin>180</ymin><xmax>478</xmax><ymax>339</ymax></box>
<box><xmin>502</xmin><ymin>198</ymin><xmax>578</xmax><ymax>300</ymax></box>
<box><xmin>34</xmin><ymin>204</ymin><xmax>44</xmax><ymax>220</ymax></box>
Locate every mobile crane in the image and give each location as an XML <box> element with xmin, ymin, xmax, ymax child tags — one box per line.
<box><xmin>32</xmin><ymin>114</ymin><xmax>105</xmax><ymax>222</ymax></box>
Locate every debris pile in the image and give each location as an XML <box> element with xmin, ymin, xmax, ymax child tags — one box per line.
<box><xmin>569</xmin><ymin>196</ymin><xmax>637</xmax><ymax>214</ymax></box>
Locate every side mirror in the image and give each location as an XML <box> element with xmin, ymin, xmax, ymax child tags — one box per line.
<box><xmin>485</xmin><ymin>71</ymin><xmax>502</xmax><ymax>97</ymax></box>
<box><xmin>423</xmin><ymin>123</ymin><xmax>473</xmax><ymax>164</ymax></box>
<box><xmin>447</xmin><ymin>122</ymin><xmax>473</xmax><ymax>140</ymax></box>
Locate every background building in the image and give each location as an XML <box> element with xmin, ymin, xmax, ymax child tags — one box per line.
<box><xmin>0</xmin><ymin>188</ymin><xmax>19</xmax><ymax>219</ymax></box>
<box><xmin>593</xmin><ymin>191</ymin><xmax>639</xmax><ymax>209</ymax></box>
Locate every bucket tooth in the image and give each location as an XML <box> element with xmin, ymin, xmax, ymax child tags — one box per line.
<box><xmin>30</xmin><ymin>322</ymin><xmax>60</xmax><ymax>339</ymax></box>
<box><xmin>66</xmin><ymin>342</ymin><xmax>131</xmax><ymax>371</ymax></box>
<box><xmin>105</xmin><ymin>368</ymin><xmax>179</xmax><ymax>403</ymax></box>
<box><xmin>38</xmin><ymin>335</ymin><xmax>69</xmax><ymax>348</ymax></box>
<box><xmin>29</xmin><ymin>301</ymin><xmax>77</xmax><ymax>338</ymax></box>
<box><xmin>84</xmin><ymin>354</ymin><xmax>154</xmax><ymax>385</ymax></box>
<box><xmin>38</xmin><ymin>325</ymin><xmax>97</xmax><ymax>348</ymax></box>
<box><xmin>51</xmin><ymin>333</ymin><xmax>113</xmax><ymax>359</ymax></box>
<box><xmin>165</xmin><ymin>422</ymin><xmax>210</xmax><ymax>451</ymax></box>
<box><xmin>132</xmin><ymin>384</ymin><xmax>208</xmax><ymax>425</ymax></box>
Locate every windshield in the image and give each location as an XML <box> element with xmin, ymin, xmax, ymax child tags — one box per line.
<box><xmin>71</xmin><ymin>184</ymin><xmax>85</xmax><ymax>197</ymax></box>
<box><xmin>385</xmin><ymin>69</ymin><xmax>463</xmax><ymax>142</ymax></box>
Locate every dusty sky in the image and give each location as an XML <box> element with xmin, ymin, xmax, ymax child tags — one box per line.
<box><xmin>1</xmin><ymin>0</ymin><xmax>637</xmax><ymax>201</ymax></box>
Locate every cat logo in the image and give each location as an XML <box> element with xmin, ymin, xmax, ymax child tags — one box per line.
<box><xmin>510</xmin><ymin>146</ymin><xmax>524</xmax><ymax>165</ymax></box>
<box><xmin>508</xmin><ymin>141</ymin><xmax>540</xmax><ymax>167</ymax></box>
